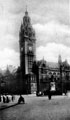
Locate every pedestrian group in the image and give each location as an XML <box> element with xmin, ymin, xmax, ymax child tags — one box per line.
<box><xmin>0</xmin><ymin>95</ymin><xmax>15</xmax><ymax>103</ymax></box>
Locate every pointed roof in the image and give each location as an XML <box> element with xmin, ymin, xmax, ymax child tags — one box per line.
<box><xmin>58</xmin><ymin>54</ymin><xmax>62</xmax><ymax>64</ymax></box>
<box><xmin>20</xmin><ymin>8</ymin><xmax>36</xmax><ymax>39</ymax></box>
<box><xmin>47</xmin><ymin>62</ymin><xmax>59</xmax><ymax>68</ymax></box>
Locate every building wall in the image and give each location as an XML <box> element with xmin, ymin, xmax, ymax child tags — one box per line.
<box><xmin>36</xmin><ymin>60</ymin><xmax>70</xmax><ymax>94</ymax></box>
<box><xmin>19</xmin><ymin>10</ymin><xmax>70</xmax><ymax>94</ymax></box>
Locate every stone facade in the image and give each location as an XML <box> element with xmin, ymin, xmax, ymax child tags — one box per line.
<box><xmin>19</xmin><ymin>10</ymin><xmax>70</xmax><ymax>94</ymax></box>
<box><xmin>19</xmin><ymin>10</ymin><xmax>36</xmax><ymax>93</ymax></box>
<box><xmin>36</xmin><ymin>57</ymin><xmax>70</xmax><ymax>95</ymax></box>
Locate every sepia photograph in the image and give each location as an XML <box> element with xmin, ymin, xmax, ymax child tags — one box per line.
<box><xmin>0</xmin><ymin>0</ymin><xmax>70</xmax><ymax>120</ymax></box>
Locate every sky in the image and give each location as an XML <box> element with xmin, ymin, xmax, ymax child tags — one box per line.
<box><xmin>0</xmin><ymin>0</ymin><xmax>70</xmax><ymax>68</ymax></box>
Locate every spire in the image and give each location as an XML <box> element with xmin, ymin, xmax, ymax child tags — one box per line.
<box><xmin>21</xmin><ymin>7</ymin><xmax>36</xmax><ymax>38</ymax></box>
<box><xmin>58</xmin><ymin>54</ymin><xmax>62</xmax><ymax>66</ymax></box>
<box><xmin>65</xmin><ymin>59</ymin><xmax>68</xmax><ymax>66</ymax></box>
<box><xmin>25</xmin><ymin>5</ymin><xmax>28</xmax><ymax>15</ymax></box>
<box><xmin>43</xmin><ymin>56</ymin><xmax>44</xmax><ymax>61</ymax></box>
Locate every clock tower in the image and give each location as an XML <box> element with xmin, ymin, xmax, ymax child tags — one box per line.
<box><xmin>19</xmin><ymin>9</ymin><xmax>36</xmax><ymax>93</ymax></box>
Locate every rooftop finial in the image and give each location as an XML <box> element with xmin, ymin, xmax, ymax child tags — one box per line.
<box><xmin>25</xmin><ymin>5</ymin><xmax>28</xmax><ymax>15</ymax></box>
<box><xmin>58</xmin><ymin>54</ymin><xmax>62</xmax><ymax>65</ymax></box>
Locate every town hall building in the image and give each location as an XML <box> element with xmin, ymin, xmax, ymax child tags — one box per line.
<box><xmin>19</xmin><ymin>10</ymin><xmax>70</xmax><ymax>94</ymax></box>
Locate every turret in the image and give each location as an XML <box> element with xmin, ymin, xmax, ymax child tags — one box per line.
<box><xmin>58</xmin><ymin>55</ymin><xmax>62</xmax><ymax>67</ymax></box>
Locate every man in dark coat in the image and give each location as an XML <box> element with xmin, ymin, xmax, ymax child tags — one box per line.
<box><xmin>18</xmin><ymin>95</ymin><xmax>25</xmax><ymax>104</ymax></box>
<box><xmin>48</xmin><ymin>83</ymin><xmax>51</xmax><ymax>100</ymax></box>
<box><xmin>3</xmin><ymin>96</ymin><xmax>6</xmax><ymax>103</ymax></box>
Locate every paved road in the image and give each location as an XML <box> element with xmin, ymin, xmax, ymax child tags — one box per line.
<box><xmin>0</xmin><ymin>95</ymin><xmax>70</xmax><ymax>120</ymax></box>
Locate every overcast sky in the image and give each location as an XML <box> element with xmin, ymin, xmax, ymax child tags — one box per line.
<box><xmin>0</xmin><ymin>0</ymin><xmax>70</xmax><ymax>68</ymax></box>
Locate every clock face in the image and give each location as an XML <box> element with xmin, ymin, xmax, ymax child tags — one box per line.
<box><xmin>21</xmin><ymin>47</ymin><xmax>23</xmax><ymax>52</ymax></box>
<box><xmin>28</xmin><ymin>46</ymin><xmax>32</xmax><ymax>51</ymax></box>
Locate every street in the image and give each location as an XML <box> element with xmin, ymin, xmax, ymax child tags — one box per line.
<box><xmin>0</xmin><ymin>95</ymin><xmax>70</xmax><ymax>120</ymax></box>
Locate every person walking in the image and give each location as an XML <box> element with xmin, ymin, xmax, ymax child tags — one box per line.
<box><xmin>6</xmin><ymin>95</ymin><xmax>10</xmax><ymax>103</ymax></box>
<box><xmin>11</xmin><ymin>95</ymin><xmax>15</xmax><ymax>102</ymax></box>
<box><xmin>48</xmin><ymin>90</ymin><xmax>51</xmax><ymax>100</ymax></box>
<box><xmin>48</xmin><ymin>83</ymin><xmax>52</xmax><ymax>100</ymax></box>
<box><xmin>3</xmin><ymin>95</ymin><xmax>6</xmax><ymax>103</ymax></box>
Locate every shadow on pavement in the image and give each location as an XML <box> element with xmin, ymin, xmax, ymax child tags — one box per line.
<box><xmin>0</xmin><ymin>103</ymin><xmax>19</xmax><ymax>111</ymax></box>
<box><xmin>0</xmin><ymin>102</ymin><xmax>26</xmax><ymax>111</ymax></box>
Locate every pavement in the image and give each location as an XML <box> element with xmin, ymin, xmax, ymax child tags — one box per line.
<box><xmin>0</xmin><ymin>93</ymin><xmax>70</xmax><ymax>110</ymax></box>
<box><xmin>0</xmin><ymin>94</ymin><xmax>35</xmax><ymax>110</ymax></box>
<box><xmin>0</xmin><ymin>95</ymin><xmax>19</xmax><ymax>110</ymax></box>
